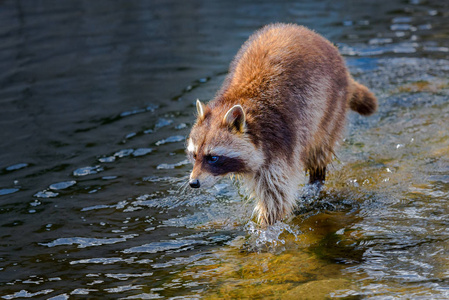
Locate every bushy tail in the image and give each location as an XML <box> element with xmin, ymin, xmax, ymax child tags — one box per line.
<box><xmin>348</xmin><ymin>80</ymin><xmax>377</xmax><ymax>116</ymax></box>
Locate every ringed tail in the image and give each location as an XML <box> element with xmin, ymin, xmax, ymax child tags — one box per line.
<box><xmin>348</xmin><ymin>79</ymin><xmax>378</xmax><ymax>116</ymax></box>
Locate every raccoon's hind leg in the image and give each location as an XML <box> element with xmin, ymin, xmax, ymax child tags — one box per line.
<box><xmin>304</xmin><ymin>144</ymin><xmax>332</xmax><ymax>187</ymax></box>
<box><xmin>308</xmin><ymin>166</ymin><xmax>326</xmax><ymax>186</ymax></box>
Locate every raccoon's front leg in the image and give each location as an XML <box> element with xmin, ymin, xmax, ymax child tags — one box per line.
<box><xmin>251</xmin><ymin>166</ymin><xmax>299</xmax><ymax>226</ymax></box>
<box><xmin>253</xmin><ymin>186</ymin><xmax>295</xmax><ymax>226</ymax></box>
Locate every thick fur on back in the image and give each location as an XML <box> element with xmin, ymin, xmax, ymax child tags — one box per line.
<box><xmin>187</xmin><ymin>23</ymin><xmax>377</xmax><ymax>226</ymax></box>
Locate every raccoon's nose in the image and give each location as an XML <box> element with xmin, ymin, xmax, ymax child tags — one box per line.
<box><xmin>189</xmin><ymin>179</ymin><xmax>200</xmax><ymax>188</ymax></box>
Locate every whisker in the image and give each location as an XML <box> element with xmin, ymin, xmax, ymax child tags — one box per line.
<box><xmin>175</xmin><ymin>180</ymin><xmax>188</xmax><ymax>195</ymax></box>
<box><xmin>181</xmin><ymin>182</ymin><xmax>189</xmax><ymax>194</ymax></box>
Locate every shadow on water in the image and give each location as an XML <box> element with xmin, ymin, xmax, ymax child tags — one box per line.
<box><xmin>1</xmin><ymin>0</ymin><xmax>449</xmax><ymax>299</ymax></box>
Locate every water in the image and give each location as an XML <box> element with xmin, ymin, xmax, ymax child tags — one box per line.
<box><xmin>1</xmin><ymin>0</ymin><xmax>449</xmax><ymax>298</ymax></box>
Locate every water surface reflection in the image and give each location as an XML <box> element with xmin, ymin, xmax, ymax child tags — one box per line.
<box><xmin>1</xmin><ymin>0</ymin><xmax>449</xmax><ymax>299</ymax></box>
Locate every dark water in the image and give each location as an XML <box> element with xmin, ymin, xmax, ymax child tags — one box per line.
<box><xmin>1</xmin><ymin>0</ymin><xmax>449</xmax><ymax>299</ymax></box>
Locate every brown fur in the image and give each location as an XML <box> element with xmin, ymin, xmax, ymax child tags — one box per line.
<box><xmin>187</xmin><ymin>23</ymin><xmax>377</xmax><ymax>226</ymax></box>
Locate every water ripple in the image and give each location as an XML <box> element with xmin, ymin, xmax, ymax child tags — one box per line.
<box><xmin>40</xmin><ymin>234</ymin><xmax>138</xmax><ymax>248</ymax></box>
<box><xmin>5</xmin><ymin>163</ymin><xmax>28</xmax><ymax>171</ymax></box>
<box><xmin>155</xmin><ymin>135</ymin><xmax>185</xmax><ymax>146</ymax></box>
<box><xmin>105</xmin><ymin>273</ymin><xmax>153</xmax><ymax>280</ymax></box>
<box><xmin>0</xmin><ymin>188</ymin><xmax>19</xmax><ymax>196</ymax></box>
<box><xmin>49</xmin><ymin>181</ymin><xmax>76</xmax><ymax>190</ymax></box>
<box><xmin>123</xmin><ymin>239</ymin><xmax>207</xmax><ymax>254</ymax></box>
<box><xmin>72</xmin><ymin>165</ymin><xmax>103</xmax><ymax>177</ymax></box>
<box><xmin>2</xmin><ymin>289</ymin><xmax>53</xmax><ymax>299</ymax></box>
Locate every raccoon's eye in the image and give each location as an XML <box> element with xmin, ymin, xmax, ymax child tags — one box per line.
<box><xmin>206</xmin><ymin>155</ymin><xmax>219</xmax><ymax>164</ymax></box>
<box><xmin>193</xmin><ymin>153</ymin><xmax>197</xmax><ymax>160</ymax></box>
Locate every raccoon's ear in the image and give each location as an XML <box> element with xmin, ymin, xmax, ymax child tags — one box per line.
<box><xmin>223</xmin><ymin>105</ymin><xmax>245</xmax><ymax>133</ymax></box>
<box><xmin>196</xmin><ymin>99</ymin><xmax>205</xmax><ymax>120</ymax></box>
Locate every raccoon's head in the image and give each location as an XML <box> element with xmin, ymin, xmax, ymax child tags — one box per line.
<box><xmin>186</xmin><ymin>100</ymin><xmax>264</xmax><ymax>188</ymax></box>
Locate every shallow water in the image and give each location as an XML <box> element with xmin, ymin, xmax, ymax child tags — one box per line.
<box><xmin>1</xmin><ymin>0</ymin><xmax>449</xmax><ymax>299</ymax></box>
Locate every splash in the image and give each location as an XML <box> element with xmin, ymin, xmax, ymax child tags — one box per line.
<box><xmin>243</xmin><ymin>221</ymin><xmax>301</xmax><ymax>253</ymax></box>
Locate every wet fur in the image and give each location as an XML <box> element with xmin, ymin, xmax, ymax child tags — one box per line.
<box><xmin>187</xmin><ymin>23</ymin><xmax>377</xmax><ymax>226</ymax></box>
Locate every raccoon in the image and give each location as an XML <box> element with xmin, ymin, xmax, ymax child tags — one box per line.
<box><xmin>186</xmin><ymin>23</ymin><xmax>377</xmax><ymax>226</ymax></box>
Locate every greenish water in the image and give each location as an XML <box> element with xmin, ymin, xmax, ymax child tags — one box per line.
<box><xmin>1</xmin><ymin>0</ymin><xmax>449</xmax><ymax>299</ymax></box>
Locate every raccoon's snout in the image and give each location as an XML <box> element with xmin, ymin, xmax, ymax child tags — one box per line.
<box><xmin>189</xmin><ymin>179</ymin><xmax>200</xmax><ymax>188</ymax></box>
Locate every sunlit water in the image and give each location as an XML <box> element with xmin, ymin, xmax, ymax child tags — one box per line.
<box><xmin>1</xmin><ymin>0</ymin><xmax>449</xmax><ymax>299</ymax></box>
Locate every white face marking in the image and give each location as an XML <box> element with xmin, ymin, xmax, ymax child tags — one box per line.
<box><xmin>187</xmin><ymin>139</ymin><xmax>196</xmax><ymax>153</ymax></box>
<box><xmin>207</xmin><ymin>146</ymin><xmax>241</xmax><ymax>158</ymax></box>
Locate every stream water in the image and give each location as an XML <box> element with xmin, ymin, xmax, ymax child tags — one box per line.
<box><xmin>1</xmin><ymin>0</ymin><xmax>449</xmax><ymax>299</ymax></box>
